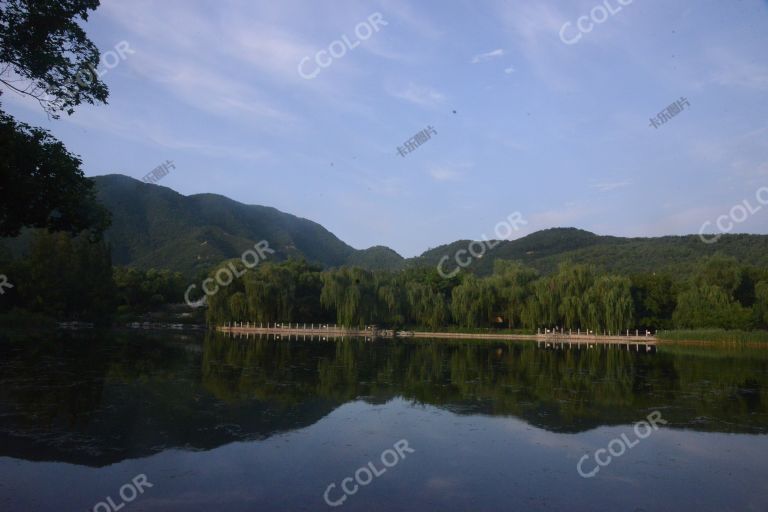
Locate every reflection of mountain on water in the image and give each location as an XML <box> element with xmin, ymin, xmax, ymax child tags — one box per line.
<box><xmin>0</xmin><ymin>332</ymin><xmax>343</xmax><ymax>467</ymax></box>
<box><xmin>0</xmin><ymin>331</ymin><xmax>766</xmax><ymax>467</ymax></box>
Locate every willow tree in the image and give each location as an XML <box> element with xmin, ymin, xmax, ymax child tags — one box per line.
<box><xmin>520</xmin><ymin>295</ymin><xmax>542</xmax><ymax>330</ymax></box>
<box><xmin>594</xmin><ymin>275</ymin><xmax>634</xmax><ymax>333</ymax></box>
<box><xmin>406</xmin><ymin>280</ymin><xmax>448</xmax><ymax>329</ymax></box>
<box><xmin>228</xmin><ymin>292</ymin><xmax>248</xmax><ymax>320</ymax></box>
<box><xmin>320</xmin><ymin>267</ymin><xmax>379</xmax><ymax>326</ymax></box>
<box><xmin>529</xmin><ymin>277</ymin><xmax>560</xmax><ymax>328</ymax></box>
<box><xmin>450</xmin><ymin>275</ymin><xmax>495</xmax><ymax>328</ymax></box>
<box><xmin>491</xmin><ymin>260</ymin><xmax>538</xmax><ymax>329</ymax></box>
<box><xmin>10</xmin><ymin>229</ymin><xmax>114</xmax><ymax>320</ymax></box>
<box><xmin>553</xmin><ymin>263</ymin><xmax>595</xmax><ymax>330</ymax></box>
<box><xmin>204</xmin><ymin>259</ymin><xmax>247</xmax><ymax>325</ymax></box>
<box><xmin>244</xmin><ymin>262</ymin><xmax>297</xmax><ymax>322</ymax></box>
<box><xmin>376</xmin><ymin>272</ymin><xmax>407</xmax><ymax>326</ymax></box>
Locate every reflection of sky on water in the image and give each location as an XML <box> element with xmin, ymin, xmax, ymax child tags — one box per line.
<box><xmin>2</xmin><ymin>333</ymin><xmax>768</xmax><ymax>511</ymax></box>
<box><xmin>3</xmin><ymin>398</ymin><xmax>767</xmax><ymax>512</ymax></box>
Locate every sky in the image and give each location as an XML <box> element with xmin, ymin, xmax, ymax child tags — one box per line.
<box><xmin>3</xmin><ymin>0</ymin><xmax>768</xmax><ymax>257</ymax></box>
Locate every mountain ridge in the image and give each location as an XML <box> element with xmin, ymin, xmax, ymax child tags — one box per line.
<box><xmin>91</xmin><ymin>174</ymin><xmax>768</xmax><ymax>277</ymax></box>
<box><xmin>93</xmin><ymin>174</ymin><xmax>403</xmax><ymax>275</ymax></box>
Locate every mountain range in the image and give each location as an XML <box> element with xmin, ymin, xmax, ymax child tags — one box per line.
<box><xmin>92</xmin><ymin>174</ymin><xmax>768</xmax><ymax>277</ymax></box>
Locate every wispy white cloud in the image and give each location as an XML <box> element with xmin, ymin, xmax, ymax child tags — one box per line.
<box><xmin>129</xmin><ymin>54</ymin><xmax>295</xmax><ymax>124</ymax></box>
<box><xmin>428</xmin><ymin>163</ymin><xmax>473</xmax><ymax>182</ymax></box>
<box><xmin>689</xmin><ymin>125</ymin><xmax>768</xmax><ymax>186</ymax></box>
<box><xmin>591</xmin><ymin>180</ymin><xmax>633</xmax><ymax>192</ymax></box>
<box><xmin>147</xmin><ymin>133</ymin><xmax>270</xmax><ymax>162</ymax></box>
<box><xmin>100</xmin><ymin>0</ymin><xmax>297</xmax><ymax>127</ymax></box>
<box><xmin>429</xmin><ymin>168</ymin><xmax>462</xmax><ymax>182</ymax></box>
<box><xmin>389</xmin><ymin>83</ymin><xmax>446</xmax><ymax>107</ymax></box>
<box><xmin>44</xmin><ymin>106</ymin><xmax>274</xmax><ymax>163</ymax></box>
<box><xmin>227</xmin><ymin>25</ymin><xmax>318</xmax><ymax>81</ymax></box>
<box><xmin>471</xmin><ymin>48</ymin><xmax>504</xmax><ymax>64</ymax></box>
<box><xmin>378</xmin><ymin>0</ymin><xmax>444</xmax><ymax>39</ymax></box>
<box><xmin>495</xmin><ymin>2</ymin><xmax>577</xmax><ymax>90</ymax></box>
<box><xmin>707</xmin><ymin>48</ymin><xmax>768</xmax><ymax>91</ymax></box>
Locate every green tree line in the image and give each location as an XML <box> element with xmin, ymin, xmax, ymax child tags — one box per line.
<box><xmin>204</xmin><ymin>254</ymin><xmax>768</xmax><ymax>332</ymax></box>
<box><xmin>0</xmin><ymin>230</ymin><xmax>186</xmax><ymax>323</ymax></box>
<box><xmin>2</xmin><ymin>229</ymin><xmax>767</xmax><ymax>332</ymax></box>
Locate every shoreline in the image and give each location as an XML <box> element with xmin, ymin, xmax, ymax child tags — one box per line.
<box><xmin>216</xmin><ymin>323</ymin><xmax>658</xmax><ymax>345</ymax></box>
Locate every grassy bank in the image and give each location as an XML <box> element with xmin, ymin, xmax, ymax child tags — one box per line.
<box><xmin>657</xmin><ymin>329</ymin><xmax>768</xmax><ymax>343</ymax></box>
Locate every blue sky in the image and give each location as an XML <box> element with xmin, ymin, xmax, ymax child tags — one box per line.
<box><xmin>3</xmin><ymin>0</ymin><xmax>768</xmax><ymax>257</ymax></box>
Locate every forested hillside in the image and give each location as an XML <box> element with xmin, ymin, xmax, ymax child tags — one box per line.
<box><xmin>416</xmin><ymin>228</ymin><xmax>768</xmax><ymax>277</ymax></box>
<box><xmin>92</xmin><ymin>174</ymin><xmax>401</xmax><ymax>275</ymax></box>
<box><xmin>89</xmin><ymin>175</ymin><xmax>768</xmax><ymax>278</ymax></box>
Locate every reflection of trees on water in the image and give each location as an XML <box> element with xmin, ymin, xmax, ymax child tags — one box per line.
<box><xmin>0</xmin><ymin>331</ymin><xmax>765</xmax><ymax>467</ymax></box>
<box><xmin>202</xmin><ymin>333</ymin><xmax>767</xmax><ymax>434</ymax></box>
<box><xmin>0</xmin><ymin>333</ymin><xmax>109</xmax><ymax>431</ymax></box>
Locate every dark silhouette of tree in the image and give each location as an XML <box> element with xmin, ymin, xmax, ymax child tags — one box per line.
<box><xmin>0</xmin><ymin>111</ymin><xmax>110</xmax><ymax>236</ymax></box>
<box><xmin>0</xmin><ymin>0</ymin><xmax>110</xmax><ymax>237</ymax></box>
<box><xmin>0</xmin><ymin>0</ymin><xmax>107</xmax><ymax>118</ymax></box>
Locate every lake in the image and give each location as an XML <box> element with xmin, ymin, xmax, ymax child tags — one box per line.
<box><xmin>1</xmin><ymin>331</ymin><xmax>767</xmax><ymax>511</ymax></box>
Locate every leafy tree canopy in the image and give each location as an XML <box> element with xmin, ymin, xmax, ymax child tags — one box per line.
<box><xmin>0</xmin><ymin>0</ymin><xmax>110</xmax><ymax>237</ymax></box>
<box><xmin>0</xmin><ymin>0</ymin><xmax>107</xmax><ymax>118</ymax></box>
<box><xmin>0</xmin><ymin>110</ymin><xmax>110</xmax><ymax>237</ymax></box>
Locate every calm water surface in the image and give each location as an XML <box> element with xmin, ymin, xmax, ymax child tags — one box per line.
<box><xmin>1</xmin><ymin>331</ymin><xmax>767</xmax><ymax>511</ymax></box>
